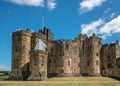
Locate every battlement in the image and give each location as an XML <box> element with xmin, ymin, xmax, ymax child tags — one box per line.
<box><xmin>39</xmin><ymin>27</ymin><xmax>54</xmax><ymax>41</ymax></box>
<box><xmin>12</xmin><ymin>29</ymin><xmax>31</xmax><ymax>37</ymax></box>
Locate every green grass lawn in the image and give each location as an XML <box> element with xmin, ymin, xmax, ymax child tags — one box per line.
<box><xmin>0</xmin><ymin>76</ymin><xmax>120</xmax><ymax>86</ymax></box>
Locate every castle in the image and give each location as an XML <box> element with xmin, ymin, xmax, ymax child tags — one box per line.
<box><xmin>9</xmin><ymin>27</ymin><xmax>120</xmax><ymax>80</ymax></box>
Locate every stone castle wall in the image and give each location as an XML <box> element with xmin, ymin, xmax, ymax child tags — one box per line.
<box><xmin>9</xmin><ymin>27</ymin><xmax>120</xmax><ymax>80</ymax></box>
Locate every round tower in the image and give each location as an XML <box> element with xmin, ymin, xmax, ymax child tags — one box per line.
<box><xmin>10</xmin><ymin>29</ymin><xmax>31</xmax><ymax>80</ymax></box>
<box><xmin>89</xmin><ymin>35</ymin><xmax>102</xmax><ymax>76</ymax></box>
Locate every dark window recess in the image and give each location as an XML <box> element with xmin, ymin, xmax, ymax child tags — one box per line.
<box><xmin>88</xmin><ymin>46</ymin><xmax>92</xmax><ymax>51</ymax></box>
<box><xmin>18</xmin><ymin>37</ymin><xmax>21</xmax><ymax>41</ymax></box>
<box><xmin>79</xmin><ymin>53</ymin><xmax>81</xmax><ymax>57</ymax></box>
<box><xmin>34</xmin><ymin>57</ymin><xmax>37</xmax><ymax>65</ymax></box>
<box><xmin>60</xmin><ymin>51</ymin><xmax>64</xmax><ymax>56</ymax></box>
<box><xmin>68</xmin><ymin>60</ymin><xmax>71</xmax><ymax>66</ymax></box>
<box><xmin>118</xmin><ymin>62</ymin><xmax>120</xmax><ymax>68</ymax></box>
<box><xmin>79</xmin><ymin>47</ymin><xmax>81</xmax><ymax>51</ymax></box>
<box><xmin>107</xmin><ymin>63</ymin><xmax>112</xmax><ymax>68</ymax></box>
<box><xmin>96</xmin><ymin>60</ymin><xmax>99</xmax><ymax>65</ymax></box>
<box><xmin>22</xmin><ymin>45</ymin><xmax>25</xmax><ymax>51</ymax></box>
<box><xmin>48</xmin><ymin>59</ymin><xmax>51</xmax><ymax>63</ymax></box>
<box><xmin>66</xmin><ymin>43</ymin><xmax>69</xmax><ymax>49</ymax></box>
<box><xmin>45</xmin><ymin>47</ymin><xmax>48</xmax><ymax>51</ymax></box>
<box><xmin>87</xmin><ymin>54</ymin><xmax>89</xmax><ymax>57</ymax></box>
<box><xmin>54</xmin><ymin>59</ymin><xmax>56</xmax><ymax>63</ymax></box>
<box><xmin>96</xmin><ymin>53</ymin><xmax>99</xmax><ymax>56</ymax></box>
<box><xmin>17</xmin><ymin>71</ymin><xmax>18</xmax><ymax>75</ymax></box>
<box><xmin>40</xmin><ymin>56</ymin><xmax>44</xmax><ymax>65</ymax></box>
<box><xmin>60</xmin><ymin>60</ymin><xmax>64</xmax><ymax>66</ymax></box>
<box><xmin>78</xmin><ymin>63</ymin><xmax>80</xmax><ymax>67</ymax></box>
<box><xmin>108</xmin><ymin>56</ymin><xmax>111</xmax><ymax>58</ymax></box>
<box><xmin>87</xmin><ymin>60</ymin><xmax>90</xmax><ymax>67</ymax></box>
<box><xmin>15</xmin><ymin>46</ymin><xmax>21</xmax><ymax>52</ymax></box>
<box><xmin>108</xmin><ymin>51</ymin><xmax>111</xmax><ymax>56</ymax></box>
<box><xmin>48</xmin><ymin>65</ymin><xmax>50</xmax><ymax>68</ymax></box>
<box><xmin>51</xmin><ymin>48</ymin><xmax>53</xmax><ymax>51</ymax></box>
<box><xmin>60</xmin><ymin>70</ymin><xmax>64</xmax><ymax>73</ymax></box>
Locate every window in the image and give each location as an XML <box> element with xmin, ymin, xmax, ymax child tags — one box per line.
<box><xmin>15</xmin><ymin>46</ymin><xmax>21</xmax><ymax>52</ymax></box>
<box><xmin>51</xmin><ymin>48</ymin><xmax>53</xmax><ymax>51</ymax></box>
<box><xmin>22</xmin><ymin>45</ymin><xmax>25</xmax><ymax>51</ymax></box>
<box><xmin>60</xmin><ymin>51</ymin><xmax>64</xmax><ymax>56</ymax></box>
<box><xmin>40</xmin><ymin>56</ymin><xmax>44</xmax><ymax>65</ymax></box>
<box><xmin>66</xmin><ymin>43</ymin><xmax>69</xmax><ymax>49</ymax></box>
<box><xmin>108</xmin><ymin>51</ymin><xmax>111</xmax><ymax>56</ymax></box>
<box><xmin>107</xmin><ymin>62</ymin><xmax>112</xmax><ymax>68</ymax></box>
<box><xmin>79</xmin><ymin>53</ymin><xmax>81</xmax><ymax>57</ymax></box>
<box><xmin>118</xmin><ymin>62</ymin><xmax>120</xmax><ymax>68</ymax></box>
<box><xmin>17</xmin><ymin>71</ymin><xmax>18</xmax><ymax>75</ymax></box>
<box><xmin>59</xmin><ymin>59</ymin><xmax>64</xmax><ymax>66</ymax></box>
<box><xmin>34</xmin><ymin>57</ymin><xmax>37</xmax><ymax>65</ymax></box>
<box><xmin>96</xmin><ymin>60</ymin><xmax>99</xmax><ymax>65</ymax></box>
<box><xmin>53</xmin><ymin>59</ymin><xmax>56</xmax><ymax>63</ymax></box>
<box><xmin>87</xmin><ymin>60</ymin><xmax>90</xmax><ymax>67</ymax></box>
<box><xmin>60</xmin><ymin>70</ymin><xmax>64</xmax><ymax>73</ymax></box>
<box><xmin>68</xmin><ymin>60</ymin><xmax>71</xmax><ymax>66</ymax></box>
<box><xmin>96</xmin><ymin>53</ymin><xmax>99</xmax><ymax>56</ymax></box>
<box><xmin>48</xmin><ymin>59</ymin><xmax>51</xmax><ymax>63</ymax></box>
<box><xmin>78</xmin><ymin>63</ymin><xmax>80</xmax><ymax>67</ymax></box>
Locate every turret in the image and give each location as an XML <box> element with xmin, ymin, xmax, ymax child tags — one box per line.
<box><xmin>10</xmin><ymin>29</ymin><xmax>31</xmax><ymax>80</ymax></box>
<box><xmin>27</xmin><ymin>39</ymin><xmax>48</xmax><ymax>80</ymax></box>
<box><xmin>81</xmin><ymin>34</ymin><xmax>102</xmax><ymax>76</ymax></box>
<box><xmin>89</xmin><ymin>34</ymin><xmax>102</xmax><ymax>76</ymax></box>
<box><xmin>39</xmin><ymin>27</ymin><xmax>54</xmax><ymax>41</ymax></box>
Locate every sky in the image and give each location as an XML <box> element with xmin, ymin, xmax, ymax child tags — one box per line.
<box><xmin>0</xmin><ymin>0</ymin><xmax>120</xmax><ymax>71</ymax></box>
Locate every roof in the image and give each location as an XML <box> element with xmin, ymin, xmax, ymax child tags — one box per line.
<box><xmin>34</xmin><ymin>39</ymin><xmax>47</xmax><ymax>51</ymax></box>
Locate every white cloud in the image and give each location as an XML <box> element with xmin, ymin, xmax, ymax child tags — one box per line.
<box><xmin>79</xmin><ymin>0</ymin><xmax>106</xmax><ymax>13</ymax></box>
<box><xmin>99</xmin><ymin>15</ymin><xmax>120</xmax><ymax>36</ymax></box>
<box><xmin>47</xmin><ymin>0</ymin><xmax>57</xmax><ymax>10</ymax></box>
<box><xmin>7</xmin><ymin>0</ymin><xmax>44</xmax><ymax>7</ymax></box>
<box><xmin>6</xmin><ymin>0</ymin><xmax>57</xmax><ymax>10</ymax></box>
<box><xmin>110</xmin><ymin>12</ymin><xmax>116</xmax><ymax>19</ymax></box>
<box><xmin>81</xmin><ymin>19</ymin><xmax>104</xmax><ymax>36</ymax></box>
<box><xmin>81</xmin><ymin>15</ymin><xmax>120</xmax><ymax>39</ymax></box>
<box><xmin>0</xmin><ymin>65</ymin><xmax>10</xmax><ymax>71</ymax></box>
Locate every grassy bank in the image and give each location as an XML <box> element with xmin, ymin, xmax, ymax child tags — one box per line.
<box><xmin>0</xmin><ymin>77</ymin><xmax>120</xmax><ymax>86</ymax></box>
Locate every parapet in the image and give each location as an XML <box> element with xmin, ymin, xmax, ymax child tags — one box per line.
<box><xmin>12</xmin><ymin>29</ymin><xmax>31</xmax><ymax>37</ymax></box>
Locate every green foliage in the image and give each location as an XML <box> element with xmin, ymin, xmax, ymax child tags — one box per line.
<box><xmin>0</xmin><ymin>71</ymin><xmax>10</xmax><ymax>76</ymax></box>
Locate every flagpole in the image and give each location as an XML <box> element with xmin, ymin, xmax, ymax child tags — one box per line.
<box><xmin>42</xmin><ymin>15</ymin><xmax>44</xmax><ymax>29</ymax></box>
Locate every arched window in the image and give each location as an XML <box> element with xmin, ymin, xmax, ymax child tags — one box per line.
<box><xmin>68</xmin><ymin>60</ymin><xmax>71</xmax><ymax>66</ymax></box>
<box><xmin>87</xmin><ymin>60</ymin><xmax>90</xmax><ymax>67</ymax></box>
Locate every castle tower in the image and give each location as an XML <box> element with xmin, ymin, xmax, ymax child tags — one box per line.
<box><xmin>39</xmin><ymin>27</ymin><xmax>54</xmax><ymax>41</ymax></box>
<box><xmin>10</xmin><ymin>29</ymin><xmax>31</xmax><ymax>80</ymax></box>
<box><xmin>27</xmin><ymin>39</ymin><xmax>48</xmax><ymax>80</ymax></box>
<box><xmin>76</xmin><ymin>34</ymin><xmax>87</xmax><ymax>75</ymax></box>
<box><xmin>89</xmin><ymin>34</ymin><xmax>102</xmax><ymax>76</ymax></box>
<box><xmin>82</xmin><ymin>34</ymin><xmax>102</xmax><ymax>76</ymax></box>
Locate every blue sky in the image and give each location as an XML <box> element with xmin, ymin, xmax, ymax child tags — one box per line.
<box><xmin>0</xmin><ymin>0</ymin><xmax>120</xmax><ymax>71</ymax></box>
